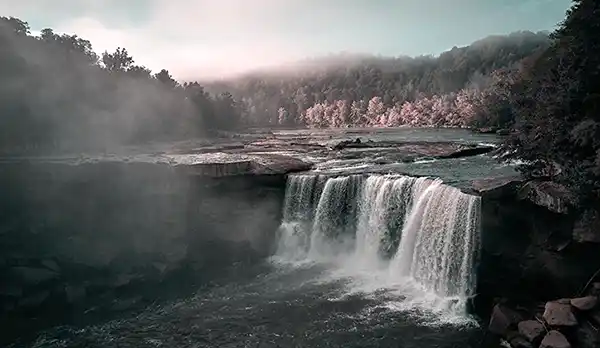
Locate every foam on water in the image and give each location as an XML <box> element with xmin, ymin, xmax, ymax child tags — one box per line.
<box><xmin>274</xmin><ymin>173</ymin><xmax>481</xmax><ymax>322</ymax></box>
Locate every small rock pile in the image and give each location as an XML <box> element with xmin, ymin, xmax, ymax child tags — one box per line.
<box><xmin>488</xmin><ymin>283</ymin><xmax>600</xmax><ymax>348</ymax></box>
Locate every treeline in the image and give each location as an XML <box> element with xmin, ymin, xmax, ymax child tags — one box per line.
<box><xmin>504</xmin><ymin>0</ymin><xmax>600</xmax><ymax>205</ymax></box>
<box><xmin>209</xmin><ymin>31</ymin><xmax>550</xmax><ymax>128</ymax></box>
<box><xmin>0</xmin><ymin>17</ymin><xmax>243</xmax><ymax>154</ymax></box>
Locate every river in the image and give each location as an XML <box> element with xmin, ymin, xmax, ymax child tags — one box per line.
<box><xmin>20</xmin><ymin>128</ymin><xmax>516</xmax><ymax>348</ymax></box>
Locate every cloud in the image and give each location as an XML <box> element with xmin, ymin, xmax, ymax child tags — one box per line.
<box><xmin>0</xmin><ymin>0</ymin><xmax>572</xmax><ymax>81</ymax></box>
<box><xmin>32</xmin><ymin>0</ymin><xmax>308</xmax><ymax>80</ymax></box>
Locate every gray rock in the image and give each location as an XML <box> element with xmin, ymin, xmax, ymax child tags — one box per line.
<box><xmin>518</xmin><ymin>320</ymin><xmax>545</xmax><ymax>343</ymax></box>
<box><xmin>543</xmin><ymin>302</ymin><xmax>577</xmax><ymax>327</ymax></box>
<box><xmin>471</xmin><ymin>175</ymin><xmax>523</xmax><ymax>199</ymax></box>
<box><xmin>518</xmin><ymin>181</ymin><xmax>573</xmax><ymax>214</ymax></box>
<box><xmin>11</xmin><ymin>266</ymin><xmax>58</xmax><ymax>285</ymax></box>
<box><xmin>540</xmin><ymin>330</ymin><xmax>571</xmax><ymax>348</ymax></box>
<box><xmin>489</xmin><ymin>304</ymin><xmax>523</xmax><ymax>335</ymax></box>
<box><xmin>507</xmin><ymin>331</ymin><xmax>533</xmax><ymax>348</ymax></box>
<box><xmin>570</xmin><ymin>296</ymin><xmax>598</xmax><ymax>311</ymax></box>
<box><xmin>573</xmin><ymin>210</ymin><xmax>600</xmax><ymax>243</ymax></box>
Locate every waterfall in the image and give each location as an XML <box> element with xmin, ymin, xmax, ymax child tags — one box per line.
<box><xmin>276</xmin><ymin>173</ymin><xmax>481</xmax><ymax>314</ymax></box>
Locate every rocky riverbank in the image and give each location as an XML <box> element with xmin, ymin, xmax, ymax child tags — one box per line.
<box><xmin>471</xmin><ymin>176</ymin><xmax>600</xmax><ymax>348</ymax></box>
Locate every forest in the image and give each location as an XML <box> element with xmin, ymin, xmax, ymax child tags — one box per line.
<box><xmin>1</xmin><ymin>0</ymin><xmax>599</xmax><ymax>207</ymax></box>
<box><xmin>0</xmin><ymin>17</ymin><xmax>242</xmax><ymax>154</ymax></box>
<box><xmin>211</xmin><ymin>31</ymin><xmax>550</xmax><ymax>129</ymax></box>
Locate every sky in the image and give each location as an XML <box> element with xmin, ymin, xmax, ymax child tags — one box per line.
<box><xmin>0</xmin><ymin>0</ymin><xmax>573</xmax><ymax>80</ymax></box>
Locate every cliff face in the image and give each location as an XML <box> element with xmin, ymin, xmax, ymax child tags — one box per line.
<box><xmin>0</xmin><ymin>159</ymin><xmax>296</xmax><ymax>344</ymax></box>
<box><xmin>472</xmin><ymin>177</ymin><xmax>600</xmax><ymax>317</ymax></box>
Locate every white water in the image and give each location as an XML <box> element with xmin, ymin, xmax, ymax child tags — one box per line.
<box><xmin>275</xmin><ymin>173</ymin><xmax>481</xmax><ymax>317</ymax></box>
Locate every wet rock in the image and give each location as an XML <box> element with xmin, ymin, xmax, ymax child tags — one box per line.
<box><xmin>497</xmin><ymin>129</ymin><xmax>510</xmax><ymax>136</ymax></box>
<box><xmin>110</xmin><ymin>296</ymin><xmax>142</xmax><ymax>312</ymax></box>
<box><xmin>436</xmin><ymin>145</ymin><xmax>495</xmax><ymax>159</ymax></box>
<box><xmin>572</xmin><ymin>210</ymin><xmax>600</xmax><ymax>243</ymax></box>
<box><xmin>489</xmin><ymin>304</ymin><xmax>523</xmax><ymax>335</ymax></box>
<box><xmin>540</xmin><ymin>330</ymin><xmax>571</xmax><ymax>348</ymax></box>
<box><xmin>41</xmin><ymin>259</ymin><xmax>60</xmax><ymax>272</ymax></box>
<box><xmin>518</xmin><ymin>181</ymin><xmax>574</xmax><ymax>214</ymax></box>
<box><xmin>518</xmin><ymin>320</ymin><xmax>545</xmax><ymax>343</ymax></box>
<box><xmin>507</xmin><ymin>331</ymin><xmax>534</xmax><ymax>348</ymax></box>
<box><xmin>18</xmin><ymin>291</ymin><xmax>50</xmax><ymax>308</ymax></box>
<box><xmin>10</xmin><ymin>266</ymin><xmax>58</xmax><ymax>285</ymax></box>
<box><xmin>543</xmin><ymin>302</ymin><xmax>577</xmax><ymax>327</ymax></box>
<box><xmin>570</xmin><ymin>296</ymin><xmax>597</xmax><ymax>311</ymax></box>
<box><xmin>65</xmin><ymin>285</ymin><xmax>86</xmax><ymax>304</ymax></box>
<box><xmin>471</xmin><ymin>175</ymin><xmax>523</xmax><ymax>199</ymax></box>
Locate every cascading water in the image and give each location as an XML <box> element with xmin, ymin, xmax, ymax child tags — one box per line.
<box><xmin>276</xmin><ymin>173</ymin><xmax>481</xmax><ymax>315</ymax></box>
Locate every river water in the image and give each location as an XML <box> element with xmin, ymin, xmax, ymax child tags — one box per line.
<box><xmin>22</xmin><ymin>128</ymin><xmax>516</xmax><ymax>348</ymax></box>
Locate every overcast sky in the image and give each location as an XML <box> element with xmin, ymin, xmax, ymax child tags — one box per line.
<box><xmin>0</xmin><ymin>0</ymin><xmax>573</xmax><ymax>80</ymax></box>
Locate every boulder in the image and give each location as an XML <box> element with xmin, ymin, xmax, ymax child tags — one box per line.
<box><xmin>570</xmin><ymin>296</ymin><xmax>598</xmax><ymax>311</ymax></box>
<box><xmin>543</xmin><ymin>302</ymin><xmax>577</xmax><ymax>327</ymax></box>
<box><xmin>517</xmin><ymin>181</ymin><xmax>573</xmax><ymax>214</ymax></box>
<box><xmin>489</xmin><ymin>304</ymin><xmax>523</xmax><ymax>335</ymax></box>
<box><xmin>10</xmin><ymin>266</ymin><xmax>58</xmax><ymax>285</ymax></box>
<box><xmin>572</xmin><ymin>210</ymin><xmax>600</xmax><ymax>243</ymax></box>
<box><xmin>540</xmin><ymin>330</ymin><xmax>571</xmax><ymax>348</ymax></box>
<box><xmin>518</xmin><ymin>320</ymin><xmax>546</xmax><ymax>343</ymax></box>
<box><xmin>507</xmin><ymin>331</ymin><xmax>534</xmax><ymax>348</ymax></box>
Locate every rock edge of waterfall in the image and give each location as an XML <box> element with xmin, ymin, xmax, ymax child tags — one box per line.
<box><xmin>471</xmin><ymin>176</ymin><xmax>600</xmax><ymax>348</ymax></box>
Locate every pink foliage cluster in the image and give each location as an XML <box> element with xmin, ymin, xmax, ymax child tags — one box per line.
<box><xmin>294</xmin><ymin>89</ymin><xmax>485</xmax><ymax>128</ymax></box>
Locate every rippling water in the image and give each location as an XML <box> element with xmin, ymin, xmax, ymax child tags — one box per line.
<box><xmin>15</xmin><ymin>128</ymin><xmax>509</xmax><ymax>347</ymax></box>
<box><xmin>28</xmin><ymin>260</ymin><xmax>484</xmax><ymax>348</ymax></box>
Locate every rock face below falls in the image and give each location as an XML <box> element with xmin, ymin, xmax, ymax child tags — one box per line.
<box><xmin>0</xmin><ymin>153</ymin><xmax>303</xmax><ymax>344</ymax></box>
<box><xmin>472</xmin><ymin>176</ymin><xmax>600</xmax><ymax>348</ymax></box>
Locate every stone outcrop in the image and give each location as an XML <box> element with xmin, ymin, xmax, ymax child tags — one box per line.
<box><xmin>471</xmin><ymin>175</ymin><xmax>523</xmax><ymax>199</ymax></box>
<box><xmin>517</xmin><ymin>181</ymin><xmax>574</xmax><ymax>214</ymax></box>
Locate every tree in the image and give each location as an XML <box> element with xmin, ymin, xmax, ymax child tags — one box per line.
<box><xmin>102</xmin><ymin>47</ymin><xmax>134</xmax><ymax>72</ymax></box>
<box><xmin>507</xmin><ymin>0</ymin><xmax>600</xmax><ymax>205</ymax></box>
<box><xmin>155</xmin><ymin>69</ymin><xmax>178</xmax><ymax>88</ymax></box>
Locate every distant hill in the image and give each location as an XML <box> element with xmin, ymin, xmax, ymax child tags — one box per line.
<box><xmin>204</xmin><ymin>31</ymin><xmax>551</xmax><ymax>127</ymax></box>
